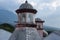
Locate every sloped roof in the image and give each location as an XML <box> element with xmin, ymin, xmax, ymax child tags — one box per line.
<box><xmin>44</xmin><ymin>31</ymin><xmax>60</xmax><ymax>40</ymax></box>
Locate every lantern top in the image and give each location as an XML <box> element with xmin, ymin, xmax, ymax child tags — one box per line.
<box><xmin>35</xmin><ymin>18</ymin><xmax>45</xmax><ymax>23</ymax></box>
<box><xmin>16</xmin><ymin>1</ymin><xmax>37</xmax><ymax>14</ymax></box>
<box><xmin>19</xmin><ymin>1</ymin><xmax>33</xmax><ymax>9</ymax></box>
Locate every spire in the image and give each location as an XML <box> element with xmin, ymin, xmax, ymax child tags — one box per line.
<box><xmin>25</xmin><ymin>0</ymin><xmax>28</xmax><ymax>3</ymax></box>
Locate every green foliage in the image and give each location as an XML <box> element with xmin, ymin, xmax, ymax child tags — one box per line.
<box><xmin>0</xmin><ymin>23</ymin><xmax>15</xmax><ymax>33</ymax></box>
<box><xmin>47</xmin><ymin>31</ymin><xmax>53</xmax><ymax>34</ymax></box>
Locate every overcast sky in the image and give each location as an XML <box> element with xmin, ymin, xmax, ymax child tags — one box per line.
<box><xmin>0</xmin><ymin>0</ymin><xmax>60</xmax><ymax>27</ymax></box>
<box><xmin>0</xmin><ymin>0</ymin><xmax>60</xmax><ymax>40</ymax></box>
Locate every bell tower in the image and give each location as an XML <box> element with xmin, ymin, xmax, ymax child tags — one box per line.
<box><xmin>9</xmin><ymin>1</ymin><xmax>41</xmax><ymax>40</ymax></box>
<box><xmin>35</xmin><ymin>18</ymin><xmax>45</xmax><ymax>40</ymax></box>
<box><xmin>16</xmin><ymin>0</ymin><xmax>37</xmax><ymax>28</ymax></box>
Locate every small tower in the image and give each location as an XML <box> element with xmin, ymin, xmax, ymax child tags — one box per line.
<box><xmin>35</xmin><ymin>18</ymin><xmax>44</xmax><ymax>40</ymax></box>
<box><xmin>16</xmin><ymin>1</ymin><xmax>37</xmax><ymax>28</ymax></box>
<box><xmin>9</xmin><ymin>1</ymin><xmax>41</xmax><ymax>40</ymax></box>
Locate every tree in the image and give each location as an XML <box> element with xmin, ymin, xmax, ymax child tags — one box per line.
<box><xmin>0</xmin><ymin>23</ymin><xmax>15</xmax><ymax>33</ymax></box>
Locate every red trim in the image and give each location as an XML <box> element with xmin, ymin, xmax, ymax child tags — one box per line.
<box><xmin>16</xmin><ymin>23</ymin><xmax>37</xmax><ymax>28</ymax></box>
<box><xmin>16</xmin><ymin>9</ymin><xmax>37</xmax><ymax>14</ymax></box>
<box><xmin>35</xmin><ymin>21</ymin><xmax>45</xmax><ymax>23</ymax></box>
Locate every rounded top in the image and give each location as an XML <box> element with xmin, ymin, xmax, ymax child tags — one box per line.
<box><xmin>35</xmin><ymin>18</ymin><xmax>45</xmax><ymax>23</ymax></box>
<box><xmin>35</xmin><ymin>18</ymin><xmax>42</xmax><ymax>21</ymax></box>
<box><xmin>19</xmin><ymin>1</ymin><xmax>33</xmax><ymax>9</ymax></box>
<box><xmin>16</xmin><ymin>1</ymin><xmax>37</xmax><ymax>14</ymax></box>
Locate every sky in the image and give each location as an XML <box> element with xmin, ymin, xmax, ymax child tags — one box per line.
<box><xmin>0</xmin><ymin>0</ymin><xmax>60</xmax><ymax>40</ymax></box>
<box><xmin>0</xmin><ymin>0</ymin><xmax>60</xmax><ymax>28</ymax></box>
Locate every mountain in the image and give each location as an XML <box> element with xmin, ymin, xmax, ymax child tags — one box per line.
<box><xmin>0</xmin><ymin>9</ymin><xmax>18</xmax><ymax>26</ymax></box>
<box><xmin>43</xmin><ymin>25</ymin><xmax>60</xmax><ymax>31</ymax></box>
<box><xmin>0</xmin><ymin>9</ymin><xmax>60</xmax><ymax>33</ymax></box>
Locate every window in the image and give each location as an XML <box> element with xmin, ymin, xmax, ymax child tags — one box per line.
<box><xmin>19</xmin><ymin>13</ymin><xmax>26</xmax><ymax>23</ymax></box>
<box><xmin>26</xmin><ymin>13</ymin><xmax>34</xmax><ymax>23</ymax></box>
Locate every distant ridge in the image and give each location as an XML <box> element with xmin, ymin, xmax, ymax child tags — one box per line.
<box><xmin>43</xmin><ymin>25</ymin><xmax>60</xmax><ymax>31</ymax></box>
<box><xmin>0</xmin><ymin>9</ymin><xmax>18</xmax><ymax>26</ymax></box>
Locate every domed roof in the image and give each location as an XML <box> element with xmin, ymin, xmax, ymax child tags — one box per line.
<box><xmin>35</xmin><ymin>18</ymin><xmax>42</xmax><ymax>21</ymax></box>
<box><xmin>0</xmin><ymin>9</ymin><xmax>18</xmax><ymax>25</ymax></box>
<box><xmin>16</xmin><ymin>1</ymin><xmax>37</xmax><ymax>14</ymax></box>
<box><xmin>35</xmin><ymin>18</ymin><xmax>45</xmax><ymax>23</ymax></box>
<box><xmin>19</xmin><ymin>1</ymin><xmax>33</xmax><ymax>9</ymax></box>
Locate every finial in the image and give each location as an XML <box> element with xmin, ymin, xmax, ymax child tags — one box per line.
<box><xmin>25</xmin><ymin>0</ymin><xmax>28</xmax><ymax>3</ymax></box>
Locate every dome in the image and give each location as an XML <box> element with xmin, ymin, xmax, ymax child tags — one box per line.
<box><xmin>16</xmin><ymin>1</ymin><xmax>37</xmax><ymax>14</ymax></box>
<box><xmin>19</xmin><ymin>1</ymin><xmax>33</xmax><ymax>9</ymax></box>
<box><xmin>35</xmin><ymin>18</ymin><xmax>45</xmax><ymax>23</ymax></box>
<box><xmin>35</xmin><ymin>18</ymin><xmax>42</xmax><ymax>21</ymax></box>
<box><xmin>0</xmin><ymin>9</ymin><xmax>18</xmax><ymax>25</ymax></box>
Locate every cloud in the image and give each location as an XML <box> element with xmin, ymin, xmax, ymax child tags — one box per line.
<box><xmin>49</xmin><ymin>1</ymin><xmax>60</xmax><ymax>10</ymax></box>
<box><xmin>35</xmin><ymin>0</ymin><xmax>60</xmax><ymax>18</ymax></box>
<box><xmin>17</xmin><ymin>0</ymin><xmax>26</xmax><ymax>3</ymax></box>
<box><xmin>45</xmin><ymin>7</ymin><xmax>60</xmax><ymax>28</ymax></box>
<box><xmin>37</xmin><ymin>0</ymin><xmax>60</xmax><ymax>10</ymax></box>
<box><xmin>30</xmin><ymin>1</ymin><xmax>37</xmax><ymax>6</ymax></box>
<box><xmin>0</xmin><ymin>0</ymin><xmax>60</xmax><ymax>24</ymax></box>
<box><xmin>0</xmin><ymin>0</ymin><xmax>17</xmax><ymax>11</ymax></box>
<box><xmin>0</xmin><ymin>0</ymin><xmax>60</xmax><ymax>11</ymax></box>
<box><xmin>37</xmin><ymin>3</ymin><xmax>49</xmax><ymax>10</ymax></box>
